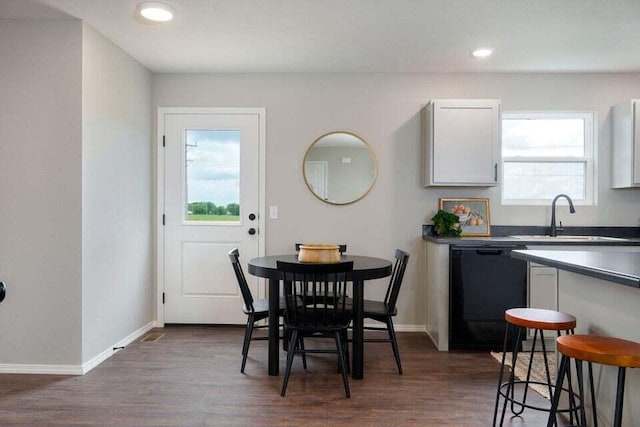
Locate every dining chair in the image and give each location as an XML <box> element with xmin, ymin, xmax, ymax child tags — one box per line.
<box><xmin>349</xmin><ymin>249</ymin><xmax>410</xmax><ymax>374</ymax></box>
<box><xmin>228</xmin><ymin>248</ymin><xmax>286</xmax><ymax>373</ymax></box>
<box><xmin>277</xmin><ymin>260</ymin><xmax>354</xmax><ymax>398</ymax></box>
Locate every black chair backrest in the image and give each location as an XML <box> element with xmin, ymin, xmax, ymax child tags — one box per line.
<box><xmin>228</xmin><ymin>248</ymin><xmax>254</xmax><ymax>312</ymax></box>
<box><xmin>295</xmin><ymin>243</ymin><xmax>348</xmax><ymax>254</ymax></box>
<box><xmin>383</xmin><ymin>249</ymin><xmax>410</xmax><ymax>313</ymax></box>
<box><xmin>277</xmin><ymin>261</ymin><xmax>354</xmax><ymax>329</ymax></box>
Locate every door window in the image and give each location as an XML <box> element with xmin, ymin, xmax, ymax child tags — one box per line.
<box><xmin>185</xmin><ymin>129</ymin><xmax>240</xmax><ymax>222</ymax></box>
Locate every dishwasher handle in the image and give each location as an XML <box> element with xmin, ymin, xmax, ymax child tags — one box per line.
<box><xmin>475</xmin><ymin>249</ymin><xmax>503</xmax><ymax>255</ymax></box>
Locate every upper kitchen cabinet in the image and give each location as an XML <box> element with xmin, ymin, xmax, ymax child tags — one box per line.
<box><xmin>423</xmin><ymin>99</ymin><xmax>501</xmax><ymax>187</ymax></box>
<box><xmin>611</xmin><ymin>100</ymin><xmax>640</xmax><ymax>188</ymax></box>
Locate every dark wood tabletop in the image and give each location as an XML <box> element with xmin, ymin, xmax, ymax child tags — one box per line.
<box><xmin>248</xmin><ymin>254</ymin><xmax>392</xmax><ymax>281</ymax></box>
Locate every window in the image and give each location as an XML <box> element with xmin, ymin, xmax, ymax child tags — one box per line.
<box><xmin>501</xmin><ymin>112</ymin><xmax>596</xmax><ymax>205</ymax></box>
<box><xmin>184</xmin><ymin>129</ymin><xmax>240</xmax><ymax>222</ymax></box>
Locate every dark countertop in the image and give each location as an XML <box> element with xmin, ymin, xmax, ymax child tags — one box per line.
<box><xmin>511</xmin><ymin>250</ymin><xmax>640</xmax><ymax>288</ymax></box>
<box><xmin>422</xmin><ymin>225</ymin><xmax>640</xmax><ymax>246</ymax></box>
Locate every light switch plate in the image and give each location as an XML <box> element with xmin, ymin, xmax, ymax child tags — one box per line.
<box><xmin>269</xmin><ymin>206</ymin><xmax>278</xmax><ymax>219</ymax></box>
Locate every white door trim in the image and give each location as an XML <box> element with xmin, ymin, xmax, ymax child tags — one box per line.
<box><xmin>156</xmin><ymin>107</ymin><xmax>266</xmax><ymax>326</ymax></box>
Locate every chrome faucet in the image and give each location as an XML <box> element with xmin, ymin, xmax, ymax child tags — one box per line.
<box><xmin>550</xmin><ymin>194</ymin><xmax>576</xmax><ymax>237</ymax></box>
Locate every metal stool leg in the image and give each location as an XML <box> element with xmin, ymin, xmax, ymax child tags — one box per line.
<box><xmin>501</xmin><ymin>325</ymin><xmax>522</xmax><ymax>425</ymax></box>
<box><xmin>613</xmin><ymin>367</ymin><xmax>626</xmax><ymax>427</ymax></box>
<box><xmin>547</xmin><ymin>354</ymin><xmax>570</xmax><ymax>427</ymax></box>
<box><xmin>588</xmin><ymin>362</ymin><xmax>598</xmax><ymax>427</ymax></box>
<box><xmin>493</xmin><ymin>322</ymin><xmax>511</xmax><ymax>426</ymax></box>
<box><xmin>511</xmin><ymin>327</ymin><xmax>536</xmax><ymax>416</ymax></box>
<box><xmin>575</xmin><ymin>360</ymin><xmax>587</xmax><ymax>425</ymax></box>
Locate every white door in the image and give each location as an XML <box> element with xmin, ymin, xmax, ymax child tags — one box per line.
<box><xmin>304</xmin><ymin>161</ymin><xmax>328</xmax><ymax>200</ymax></box>
<box><xmin>160</xmin><ymin>109</ymin><xmax>264</xmax><ymax>324</ymax></box>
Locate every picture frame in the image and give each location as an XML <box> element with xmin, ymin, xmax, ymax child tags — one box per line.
<box><xmin>439</xmin><ymin>198</ymin><xmax>491</xmax><ymax>237</ymax></box>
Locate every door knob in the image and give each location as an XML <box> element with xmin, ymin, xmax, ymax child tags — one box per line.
<box><xmin>248</xmin><ymin>228</ymin><xmax>256</xmax><ymax>235</ymax></box>
<box><xmin>248</xmin><ymin>213</ymin><xmax>256</xmax><ymax>221</ymax></box>
<box><xmin>0</xmin><ymin>282</ymin><xmax>6</xmax><ymax>303</ymax></box>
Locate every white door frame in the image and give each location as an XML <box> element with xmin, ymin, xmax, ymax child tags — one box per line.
<box><xmin>156</xmin><ymin>107</ymin><xmax>266</xmax><ymax>326</ymax></box>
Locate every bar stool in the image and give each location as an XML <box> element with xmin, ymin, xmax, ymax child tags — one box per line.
<box><xmin>547</xmin><ymin>334</ymin><xmax>640</xmax><ymax>427</ymax></box>
<box><xmin>493</xmin><ymin>308</ymin><xmax>577</xmax><ymax>426</ymax></box>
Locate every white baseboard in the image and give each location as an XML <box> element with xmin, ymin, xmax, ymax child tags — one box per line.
<box><xmin>366</xmin><ymin>323</ymin><xmax>426</xmax><ymax>333</ymax></box>
<box><xmin>81</xmin><ymin>321</ymin><xmax>157</xmax><ymax>374</ymax></box>
<box><xmin>0</xmin><ymin>363</ymin><xmax>84</xmax><ymax>375</ymax></box>
<box><xmin>394</xmin><ymin>324</ymin><xmax>427</xmax><ymax>333</ymax></box>
<box><xmin>0</xmin><ymin>321</ymin><xmax>158</xmax><ymax>376</ymax></box>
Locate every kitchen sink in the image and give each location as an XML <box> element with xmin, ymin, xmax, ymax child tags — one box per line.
<box><xmin>509</xmin><ymin>235</ymin><xmax>629</xmax><ymax>242</ymax></box>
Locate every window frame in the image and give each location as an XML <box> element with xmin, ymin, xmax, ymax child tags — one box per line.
<box><xmin>501</xmin><ymin>110</ymin><xmax>597</xmax><ymax>206</ymax></box>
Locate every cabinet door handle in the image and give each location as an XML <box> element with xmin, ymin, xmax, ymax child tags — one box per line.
<box><xmin>494</xmin><ymin>163</ymin><xmax>498</xmax><ymax>182</ymax></box>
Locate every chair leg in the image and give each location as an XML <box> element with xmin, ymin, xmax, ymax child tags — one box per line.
<box><xmin>281</xmin><ymin>330</ymin><xmax>298</xmax><ymax>397</ymax></box>
<box><xmin>342</xmin><ymin>329</ymin><xmax>350</xmax><ymax>374</ymax></box>
<box><xmin>241</xmin><ymin>314</ymin><xmax>255</xmax><ymax>373</ymax></box>
<box><xmin>387</xmin><ymin>317</ymin><xmax>403</xmax><ymax>375</ymax></box>
<box><xmin>299</xmin><ymin>336</ymin><xmax>307</xmax><ymax>370</ymax></box>
<box><xmin>334</xmin><ymin>331</ymin><xmax>351</xmax><ymax>398</ymax></box>
<box><xmin>336</xmin><ymin>330</ymin><xmax>350</xmax><ymax>374</ymax></box>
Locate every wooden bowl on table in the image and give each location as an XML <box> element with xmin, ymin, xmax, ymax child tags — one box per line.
<box><xmin>297</xmin><ymin>244</ymin><xmax>341</xmax><ymax>263</ymax></box>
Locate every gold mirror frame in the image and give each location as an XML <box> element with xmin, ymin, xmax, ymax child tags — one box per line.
<box><xmin>302</xmin><ymin>131</ymin><xmax>378</xmax><ymax>206</ymax></box>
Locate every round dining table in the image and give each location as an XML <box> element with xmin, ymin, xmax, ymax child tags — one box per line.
<box><xmin>248</xmin><ymin>254</ymin><xmax>392</xmax><ymax>380</ymax></box>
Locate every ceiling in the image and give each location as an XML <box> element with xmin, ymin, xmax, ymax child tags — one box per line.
<box><xmin>6</xmin><ymin>0</ymin><xmax>640</xmax><ymax>73</ymax></box>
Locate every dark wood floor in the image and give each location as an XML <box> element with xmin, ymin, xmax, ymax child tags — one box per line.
<box><xmin>0</xmin><ymin>326</ymin><xmax>563</xmax><ymax>426</ymax></box>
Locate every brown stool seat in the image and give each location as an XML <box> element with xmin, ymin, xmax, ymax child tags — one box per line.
<box><xmin>505</xmin><ymin>308</ymin><xmax>577</xmax><ymax>331</ymax></box>
<box><xmin>557</xmin><ymin>334</ymin><xmax>640</xmax><ymax>368</ymax></box>
<box><xmin>548</xmin><ymin>334</ymin><xmax>640</xmax><ymax>426</ymax></box>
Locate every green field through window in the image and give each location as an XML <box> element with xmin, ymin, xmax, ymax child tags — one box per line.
<box><xmin>187</xmin><ymin>214</ymin><xmax>240</xmax><ymax>222</ymax></box>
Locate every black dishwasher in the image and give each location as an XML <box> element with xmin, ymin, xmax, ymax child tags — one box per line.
<box><xmin>449</xmin><ymin>245</ymin><xmax>527</xmax><ymax>350</ymax></box>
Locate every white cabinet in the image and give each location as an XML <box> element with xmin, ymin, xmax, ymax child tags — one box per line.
<box><xmin>425</xmin><ymin>241</ymin><xmax>450</xmax><ymax>351</ymax></box>
<box><xmin>422</xmin><ymin>99</ymin><xmax>501</xmax><ymax>187</ymax></box>
<box><xmin>528</xmin><ymin>264</ymin><xmax>558</xmax><ymax>311</ymax></box>
<box><xmin>528</xmin><ymin>264</ymin><xmax>558</xmax><ymax>339</ymax></box>
<box><xmin>611</xmin><ymin>99</ymin><xmax>640</xmax><ymax>188</ymax></box>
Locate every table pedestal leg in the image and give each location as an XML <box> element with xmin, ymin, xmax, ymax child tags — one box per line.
<box><xmin>268</xmin><ymin>278</ymin><xmax>279</xmax><ymax>376</ymax></box>
<box><xmin>352</xmin><ymin>279</ymin><xmax>364</xmax><ymax>380</ymax></box>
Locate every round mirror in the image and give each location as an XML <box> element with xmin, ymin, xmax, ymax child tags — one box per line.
<box><xmin>303</xmin><ymin>131</ymin><xmax>378</xmax><ymax>205</ymax></box>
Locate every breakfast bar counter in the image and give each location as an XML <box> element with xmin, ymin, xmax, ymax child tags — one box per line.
<box><xmin>511</xmin><ymin>249</ymin><xmax>640</xmax><ymax>288</ymax></box>
<box><xmin>510</xmin><ymin>249</ymin><xmax>640</xmax><ymax>425</ymax></box>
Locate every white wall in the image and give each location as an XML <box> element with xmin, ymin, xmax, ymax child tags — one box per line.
<box><xmin>0</xmin><ymin>19</ymin><xmax>83</xmax><ymax>365</ymax></box>
<box><xmin>0</xmin><ymin>19</ymin><xmax>153</xmax><ymax>371</ymax></box>
<box><xmin>81</xmin><ymin>24</ymin><xmax>153</xmax><ymax>364</ymax></box>
<box><xmin>154</xmin><ymin>72</ymin><xmax>640</xmax><ymax>328</ymax></box>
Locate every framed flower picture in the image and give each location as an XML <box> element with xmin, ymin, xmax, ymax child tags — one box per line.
<box><xmin>439</xmin><ymin>198</ymin><xmax>491</xmax><ymax>237</ymax></box>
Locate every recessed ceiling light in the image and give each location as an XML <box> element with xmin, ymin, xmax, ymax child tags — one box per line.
<box><xmin>472</xmin><ymin>47</ymin><xmax>494</xmax><ymax>58</ymax></box>
<box><xmin>137</xmin><ymin>2</ymin><xmax>175</xmax><ymax>22</ymax></box>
